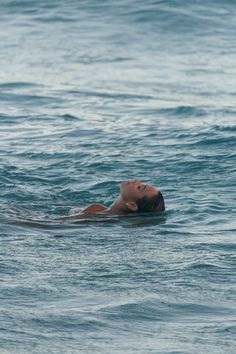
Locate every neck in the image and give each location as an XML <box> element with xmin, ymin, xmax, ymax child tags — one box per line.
<box><xmin>107</xmin><ymin>195</ymin><xmax>129</xmax><ymax>215</ymax></box>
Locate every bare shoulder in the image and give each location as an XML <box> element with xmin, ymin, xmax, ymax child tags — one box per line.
<box><xmin>82</xmin><ymin>203</ymin><xmax>107</xmax><ymax>215</ymax></box>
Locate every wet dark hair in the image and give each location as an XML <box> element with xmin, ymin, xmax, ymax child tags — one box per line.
<box><xmin>136</xmin><ymin>192</ymin><xmax>165</xmax><ymax>213</ymax></box>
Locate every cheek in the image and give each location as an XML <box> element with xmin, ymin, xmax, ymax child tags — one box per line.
<box><xmin>123</xmin><ymin>186</ymin><xmax>136</xmax><ymax>200</ymax></box>
<box><xmin>131</xmin><ymin>188</ymin><xmax>140</xmax><ymax>199</ymax></box>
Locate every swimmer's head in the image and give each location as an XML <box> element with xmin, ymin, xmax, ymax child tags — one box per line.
<box><xmin>120</xmin><ymin>180</ymin><xmax>165</xmax><ymax>213</ymax></box>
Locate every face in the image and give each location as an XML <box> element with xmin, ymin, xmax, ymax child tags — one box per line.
<box><xmin>120</xmin><ymin>179</ymin><xmax>158</xmax><ymax>202</ymax></box>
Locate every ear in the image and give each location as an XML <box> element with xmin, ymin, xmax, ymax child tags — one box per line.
<box><xmin>126</xmin><ymin>201</ymin><xmax>138</xmax><ymax>212</ymax></box>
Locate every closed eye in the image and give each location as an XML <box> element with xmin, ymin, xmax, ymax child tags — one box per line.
<box><xmin>137</xmin><ymin>184</ymin><xmax>146</xmax><ymax>191</ymax></box>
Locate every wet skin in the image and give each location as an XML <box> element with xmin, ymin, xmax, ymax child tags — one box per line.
<box><xmin>57</xmin><ymin>180</ymin><xmax>164</xmax><ymax>221</ymax></box>
<box><xmin>120</xmin><ymin>180</ymin><xmax>159</xmax><ymax>202</ymax></box>
<box><xmin>82</xmin><ymin>179</ymin><xmax>162</xmax><ymax>215</ymax></box>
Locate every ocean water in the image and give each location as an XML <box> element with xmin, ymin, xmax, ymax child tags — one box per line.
<box><xmin>0</xmin><ymin>0</ymin><xmax>236</xmax><ymax>353</ymax></box>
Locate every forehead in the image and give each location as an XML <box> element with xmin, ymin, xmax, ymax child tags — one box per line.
<box><xmin>146</xmin><ymin>185</ymin><xmax>158</xmax><ymax>194</ymax></box>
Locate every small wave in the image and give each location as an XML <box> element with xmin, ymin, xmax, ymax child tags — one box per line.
<box><xmin>0</xmin><ymin>81</ymin><xmax>44</xmax><ymax>89</ymax></box>
<box><xmin>34</xmin><ymin>14</ymin><xmax>77</xmax><ymax>24</ymax></box>
<box><xmin>212</xmin><ymin>124</ymin><xmax>236</xmax><ymax>132</ymax></box>
<box><xmin>67</xmin><ymin>89</ymin><xmax>153</xmax><ymax>101</ymax></box>
<box><xmin>162</xmin><ymin>105</ymin><xmax>207</xmax><ymax>117</ymax></box>
<box><xmin>72</xmin><ymin>54</ymin><xmax>132</xmax><ymax>65</ymax></box>
<box><xmin>0</xmin><ymin>92</ymin><xmax>60</xmax><ymax>105</ymax></box>
<box><xmin>99</xmin><ymin>298</ymin><xmax>232</xmax><ymax>323</ymax></box>
<box><xmin>216</xmin><ymin>325</ymin><xmax>236</xmax><ymax>335</ymax></box>
<box><xmin>61</xmin><ymin>114</ymin><xmax>82</xmax><ymax>121</ymax></box>
<box><xmin>181</xmin><ymin>261</ymin><xmax>234</xmax><ymax>280</ymax></box>
<box><xmin>187</xmin><ymin>262</ymin><xmax>231</xmax><ymax>271</ymax></box>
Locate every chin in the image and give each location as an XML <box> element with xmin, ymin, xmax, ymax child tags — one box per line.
<box><xmin>120</xmin><ymin>181</ymin><xmax>125</xmax><ymax>192</ymax></box>
<box><xmin>120</xmin><ymin>181</ymin><xmax>128</xmax><ymax>197</ymax></box>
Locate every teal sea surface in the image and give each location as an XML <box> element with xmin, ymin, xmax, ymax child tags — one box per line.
<box><xmin>0</xmin><ymin>0</ymin><xmax>236</xmax><ymax>353</ymax></box>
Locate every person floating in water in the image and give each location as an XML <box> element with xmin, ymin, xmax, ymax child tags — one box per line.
<box><xmin>81</xmin><ymin>179</ymin><xmax>165</xmax><ymax>215</ymax></box>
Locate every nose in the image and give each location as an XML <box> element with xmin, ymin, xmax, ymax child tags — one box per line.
<box><xmin>133</xmin><ymin>179</ymin><xmax>141</xmax><ymax>185</ymax></box>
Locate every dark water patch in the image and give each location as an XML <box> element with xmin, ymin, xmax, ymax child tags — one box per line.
<box><xmin>194</xmin><ymin>135</ymin><xmax>236</xmax><ymax>147</ymax></box>
<box><xmin>208</xmin><ymin>243</ymin><xmax>236</xmax><ymax>252</ymax></box>
<box><xmin>0</xmin><ymin>285</ymin><xmax>58</xmax><ymax>303</ymax></box>
<box><xmin>67</xmin><ymin>89</ymin><xmax>153</xmax><ymax>101</ymax></box>
<box><xmin>0</xmin><ymin>82</ymin><xmax>44</xmax><ymax>89</ymax></box>
<box><xmin>185</xmin><ymin>262</ymin><xmax>232</xmax><ymax>272</ymax></box>
<box><xmin>1</xmin><ymin>0</ymin><xmax>59</xmax><ymax>15</ymax></box>
<box><xmin>0</xmin><ymin>92</ymin><xmax>61</xmax><ymax>106</ymax></box>
<box><xmin>74</xmin><ymin>54</ymin><xmax>132</xmax><ymax>65</ymax></box>
<box><xmin>0</xmin><ymin>260</ymin><xmax>24</xmax><ymax>276</ymax></box>
<box><xmin>61</xmin><ymin>113</ymin><xmax>82</xmax><ymax>121</ymax></box>
<box><xmin>120</xmin><ymin>214</ymin><xmax>167</xmax><ymax>228</ymax></box>
<box><xmin>181</xmin><ymin>261</ymin><xmax>236</xmax><ymax>283</ymax></box>
<box><xmin>156</xmin><ymin>105</ymin><xmax>207</xmax><ymax>117</ymax></box>
<box><xmin>216</xmin><ymin>325</ymin><xmax>236</xmax><ymax>335</ymax></box>
<box><xmin>0</xmin><ymin>113</ymin><xmax>68</xmax><ymax>125</ymax></box>
<box><xmin>212</xmin><ymin>124</ymin><xmax>236</xmax><ymax>132</ymax></box>
<box><xmin>61</xmin><ymin>127</ymin><xmax>104</xmax><ymax>139</ymax></box>
<box><xmin>101</xmin><ymin>299</ymin><xmax>233</xmax><ymax>323</ymax></box>
<box><xmin>34</xmin><ymin>14</ymin><xmax>77</xmax><ymax>24</ymax></box>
